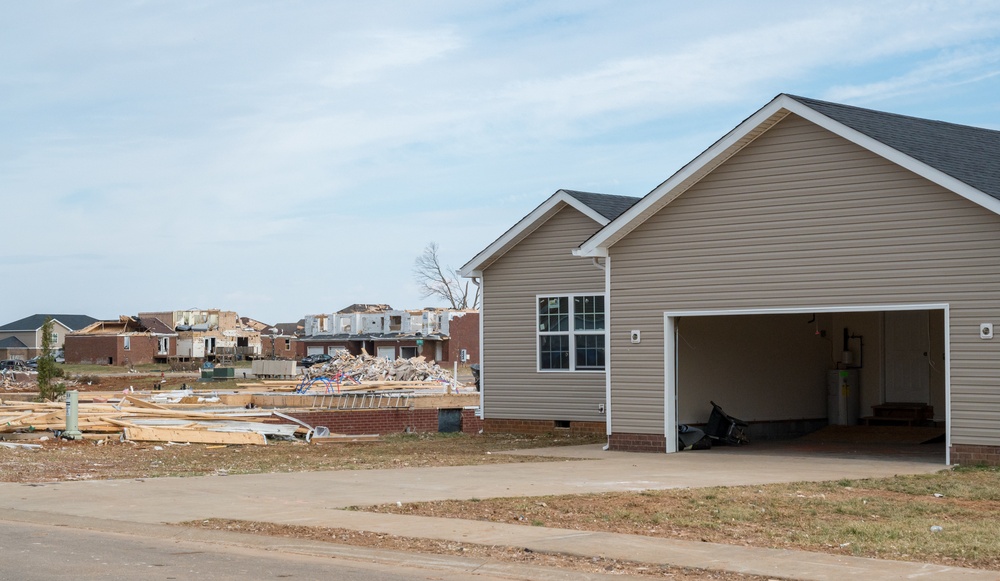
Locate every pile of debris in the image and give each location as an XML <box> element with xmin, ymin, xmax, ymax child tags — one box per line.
<box><xmin>1</xmin><ymin>369</ymin><xmax>37</xmax><ymax>391</ymax></box>
<box><xmin>0</xmin><ymin>395</ymin><xmax>312</xmax><ymax>446</ymax></box>
<box><xmin>302</xmin><ymin>352</ymin><xmax>457</xmax><ymax>385</ymax></box>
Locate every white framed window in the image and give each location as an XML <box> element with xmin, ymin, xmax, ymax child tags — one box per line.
<box><xmin>123</xmin><ymin>336</ymin><xmax>131</xmax><ymax>351</ymax></box>
<box><xmin>158</xmin><ymin>337</ymin><xmax>169</xmax><ymax>354</ymax></box>
<box><xmin>537</xmin><ymin>294</ymin><xmax>605</xmax><ymax>372</ymax></box>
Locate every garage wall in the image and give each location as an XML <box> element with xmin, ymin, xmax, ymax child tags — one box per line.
<box><xmin>482</xmin><ymin>204</ymin><xmax>607</xmax><ymax>422</ymax></box>
<box><xmin>676</xmin><ymin>314</ymin><xmax>831</xmax><ymax>423</ymax></box>
<box><xmin>609</xmin><ymin>113</ymin><xmax>1000</xmax><ymax>445</ymax></box>
<box><xmin>828</xmin><ymin>311</ymin><xmax>883</xmax><ymax>417</ymax></box>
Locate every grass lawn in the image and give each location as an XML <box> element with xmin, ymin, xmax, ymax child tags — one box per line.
<box><xmin>366</xmin><ymin>465</ymin><xmax>1000</xmax><ymax>570</ymax></box>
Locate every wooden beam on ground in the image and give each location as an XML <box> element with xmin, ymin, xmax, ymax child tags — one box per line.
<box><xmin>311</xmin><ymin>434</ymin><xmax>381</xmax><ymax>444</ymax></box>
<box><xmin>124</xmin><ymin>426</ymin><xmax>267</xmax><ymax>445</ymax></box>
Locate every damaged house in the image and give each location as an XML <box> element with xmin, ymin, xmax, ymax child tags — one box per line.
<box><xmin>139</xmin><ymin>309</ymin><xmax>262</xmax><ymax>362</ymax></box>
<box><xmin>301</xmin><ymin>304</ymin><xmax>479</xmax><ymax>363</ymax></box>
<box><xmin>64</xmin><ymin>316</ymin><xmax>177</xmax><ymax>366</ymax></box>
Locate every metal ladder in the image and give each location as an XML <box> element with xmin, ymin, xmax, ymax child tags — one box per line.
<box><xmin>307</xmin><ymin>392</ymin><xmax>413</xmax><ymax>410</ymax></box>
<box><xmin>337</xmin><ymin>392</ymin><xmax>412</xmax><ymax>410</ymax></box>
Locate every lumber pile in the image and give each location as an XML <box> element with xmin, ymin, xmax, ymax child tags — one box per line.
<box><xmin>302</xmin><ymin>351</ymin><xmax>459</xmax><ymax>385</ymax></box>
<box><xmin>0</xmin><ymin>395</ymin><xmax>306</xmax><ymax>445</ymax></box>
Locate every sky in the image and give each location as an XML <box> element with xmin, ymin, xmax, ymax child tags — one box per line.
<box><xmin>3</xmin><ymin>1</ymin><xmax>1000</xmax><ymax>326</ymax></box>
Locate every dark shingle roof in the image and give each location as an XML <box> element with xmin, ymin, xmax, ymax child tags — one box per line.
<box><xmin>788</xmin><ymin>95</ymin><xmax>1000</xmax><ymax>202</ymax></box>
<box><xmin>564</xmin><ymin>190</ymin><xmax>641</xmax><ymax>221</ymax></box>
<box><xmin>0</xmin><ymin>336</ymin><xmax>27</xmax><ymax>348</ymax></box>
<box><xmin>273</xmin><ymin>320</ymin><xmax>304</xmax><ymax>336</ymax></box>
<box><xmin>0</xmin><ymin>314</ymin><xmax>98</xmax><ymax>332</ymax></box>
<box><xmin>139</xmin><ymin>317</ymin><xmax>176</xmax><ymax>335</ymax></box>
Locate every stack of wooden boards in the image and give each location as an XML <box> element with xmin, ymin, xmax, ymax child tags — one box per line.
<box><xmin>0</xmin><ymin>396</ymin><xmax>306</xmax><ymax>445</ymax></box>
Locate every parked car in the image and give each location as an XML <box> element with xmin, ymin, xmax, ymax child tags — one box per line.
<box><xmin>25</xmin><ymin>357</ymin><xmax>39</xmax><ymax>369</ymax></box>
<box><xmin>0</xmin><ymin>360</ymin><xmax>28</xmax><ymax>371</ymax></box>
<box><xmin>300</xmin><ymin>353</ymin><xmax>333</xmax><ymax>368</ymax></box>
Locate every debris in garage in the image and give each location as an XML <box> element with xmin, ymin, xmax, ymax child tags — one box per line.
<box><xmin>705</xmin><ymin>401</ymin><xmax>750</xmax><ymax>446</ymax></box>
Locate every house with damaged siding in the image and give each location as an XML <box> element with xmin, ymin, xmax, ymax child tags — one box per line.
<box><xmin>65</xmin><ymin>316</ymin><xmax>177</xmax><ymax>366</ymax></box>
<box><xmin>301</xmin><ymin>304</ymin><xmax>479</xmax><ymax>364</ymax></box>
<box><xmin>465</xmin><ymin>94</ymin><xmax>1000</xmax><ymax>466</ymax></box>
<box><xmin>139</xmin><ymin>309</ymin><xmax>262</xmax><ymax>360</ymax></box>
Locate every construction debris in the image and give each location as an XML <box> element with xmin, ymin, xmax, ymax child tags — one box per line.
<box><xmin>301</xmin><ymin>351</ymin><xmax>460</xmax><ymax>387</ymax></box>
<box><xmin>0</xmin><ymin>394</ymin><xmax>308</xmax><ymax>446</ymax></box>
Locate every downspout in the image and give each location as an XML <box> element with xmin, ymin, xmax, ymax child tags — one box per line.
<box><xmin>589</xmin><ymin>257</ymin><xmax>610</xmax><ymax>450</ymax></box>
<box><xmin>471</xmin><ymin>276</ymin><xmax>484</xmax><ymax>421</ymax></box>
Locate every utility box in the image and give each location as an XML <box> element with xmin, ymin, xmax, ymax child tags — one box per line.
<box><xmin>827</xmin><ymin>369</ymin><xmax>860</xmax><ymax>425</ymax></box>
<box><xmin>213</xmin><ymin>367</ymin><xmax>235</xmax><ymax>379</ymax></box>
<box><xmin>251</xmin><ymin>359</ymin><xmax>297</xmax><ymax>378</ymax></box>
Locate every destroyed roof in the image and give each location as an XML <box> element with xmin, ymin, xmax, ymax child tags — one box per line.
<box><xmin>0</xmin><ymin>314</ymin><xmax>99</xmax><ymax>332</ymax></box>
<box><xmin>272</xmin><ymin>320</ymin><xmax>304</xmax><ymax>336</ymax></box>
<box><xmin>0</xmin><ymin>336</ymin><xmax>27</xmax><ymax>348</ymax></box>
<box><xmin>138</xmin><ymin>317</ymin><xmax>176</xmax><ymax>335</ymax></box>
<box><xmin>239</xmin><ymin>317</ymin><xmax>273</xmax><ymax>332</ymax></box>
<box><xmin>337</xmin><ymin>304</ymin><xmax>393</xmax><ymax>314</ymax></box>
<box><xmin>302</xmin><ymin>332</ymin><xmax>445</xmax><ymax>342</ymax></box>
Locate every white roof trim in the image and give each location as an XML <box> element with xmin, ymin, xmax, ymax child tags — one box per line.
<box><xmin>460</xmin><ymin>190</ymin><xmax>610</xmax><ymax>277</ymax></box>
<box><xmin>577</xmin><ymin>94</ymin><xmax>1000</xmax><ymax>256</ymax></box>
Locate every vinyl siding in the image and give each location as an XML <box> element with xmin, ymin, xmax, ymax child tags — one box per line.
<box><xmin>609</xmin><ymin>114</ymin><xmax>1000</xmax><ymax>445</ymax></box>
<box><xmin>482</xmin><ymin>204</ymin><xmax>606</xmax><ymax>421</ymax></box>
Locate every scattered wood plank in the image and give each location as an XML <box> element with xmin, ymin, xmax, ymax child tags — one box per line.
<box><xmin>311</xmin><ymin>434</ymin><xmax>381</xmax><ymax>444</ymax></box>
<box><xmin>123</xmin><ymin>426</ymin><xmax>267</xmax><ymax>446</ymax></box>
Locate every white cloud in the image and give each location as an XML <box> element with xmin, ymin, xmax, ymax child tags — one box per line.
<box><xmin>4</xmin><ymin>1</ymin><xmax>1000</xmax><ymax>324</ymax></box>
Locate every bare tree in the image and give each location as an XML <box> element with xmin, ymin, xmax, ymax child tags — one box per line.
<box><xmin>413</xmin><ymin>242</ymin><xmax>479</xmax><ymax>309</ymax></box>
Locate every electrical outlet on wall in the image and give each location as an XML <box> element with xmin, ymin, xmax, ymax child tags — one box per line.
<box><xmin>630</xmin><ymin>330</ymin><xmax>641</xmax><ymax>343</ymax></box>
<box><xmin>981</xmin><ymin>323</ymin><xmax>994</xmax><ymax>340</ymax></box>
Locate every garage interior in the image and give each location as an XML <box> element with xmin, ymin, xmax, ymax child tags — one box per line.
<box><xmin>671</xmin><ymin>308</ymin><xmax>947</xmax><ymax>459</ymax></box>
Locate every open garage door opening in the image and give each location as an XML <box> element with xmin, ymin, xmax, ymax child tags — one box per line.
<box><xmin>664</xmin><ymin>305</ymin><xmax>948</xmax><ymax>463</ymax></box>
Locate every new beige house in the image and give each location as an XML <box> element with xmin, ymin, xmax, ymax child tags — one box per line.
<box><xmin>461</xmin><ymin>189</ymin><xmax>638</xmax><ymax>433</ymax></box>
<box><xmin>0</xmin><ymin>314</ymin><xmax>98</xmax><ymax>359</ymax></box>
<box><xmin>466</xmin><ymin>94</ymin><xmax>1000</xmax><ymax>466</ymax></box>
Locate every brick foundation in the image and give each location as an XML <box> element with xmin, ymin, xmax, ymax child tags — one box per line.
<box><xmin>483</xmin><ymin>418</ymin><xmax>605</xmax><ymax>436</ymax></box>
<box><xmin>950</xmin><ymin>444</ymin><xmax>1000</xmax><ymax>466</ymax></box>
<box><xmin>608</xmin><ymin>432</ymin><xmax>667</xmax><ymax>453</ymax></box>
<box><xmin>278</xmin><ymin>408</ymin><xmax>483</xmax><ymax>436</ymax></box>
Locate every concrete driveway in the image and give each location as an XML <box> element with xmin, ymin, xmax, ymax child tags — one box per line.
<box><xmin>0</xmin><ymin>441</ymin><xmax>945</xmax><ymax>527</ymax></box>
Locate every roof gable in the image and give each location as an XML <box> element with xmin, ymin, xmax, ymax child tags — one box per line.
<box><xmin>0</xmin><ymin>314</ymin><xmax>98</xmax><ymax>332</ymax></box>
<box><xmin>461</xmin><ymin>189</ymin><xmax>639</xmax><ymax>277</ymax></box>
<box><xmin>577</xmin><ymin>94</ymin><xmax>1000</xmax><ymax>256</ymax></box>
<box><xmin>787</xmin><ymin>95</ymin><xmax>1000</xmax><ymax>203</ymax></box>
<box><xmin>0</xmin><ymin>336</ymin><xmax>27</xmax><ymax>348</ymax></box>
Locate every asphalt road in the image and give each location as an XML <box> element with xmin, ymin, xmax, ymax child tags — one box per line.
<box><xmin>1</xmin><ymin>519</ymin><xmax>568</xmax><ymax>581</ymax></box>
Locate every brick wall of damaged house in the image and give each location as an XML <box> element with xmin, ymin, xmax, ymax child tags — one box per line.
<box><xmin>65</xmin><ymin>335</ymin><xmax>161</xmax><ymax>366</ymax></box>
<box><xmin>446</xmin><ymin>311</ymin><xmax>479</xmax><ymax>364</ymax></box>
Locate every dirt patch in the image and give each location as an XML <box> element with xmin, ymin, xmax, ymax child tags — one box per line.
<box><xmin>183</xmin><ymin>518</ymin><xmax>777</xmax><ymax>581</ymax></box>
<box><xmin>0</xmin><ymin>432</ymin><xmax>604</xmax><ymax>483</ymax></box>
<box><xmin>3</xmin><ymin>373</ymin><xmax>200</xmax><ymax>395</ymax></box>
